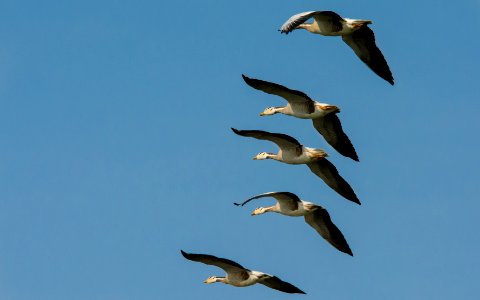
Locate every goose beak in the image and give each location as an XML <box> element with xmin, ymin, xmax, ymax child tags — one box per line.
<box><xmin>259</xmin><ymin>112</ymin><xmax>265</xmax><ymax>116</ymax></box>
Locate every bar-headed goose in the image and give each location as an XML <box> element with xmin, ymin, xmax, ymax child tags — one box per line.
<box><xmin>235</xmin><ymin>191</ymin><xmax>353</xmax><ymax>256</ymax></box>
<box><xmin>280</xmin><ymin>11</ymin><xmax>394</xmax><ymax>85</ymax></box>
<box><xmin>180</xmin><ymin>250</ymin><xmax>306</xmax><ymax>294</ymax></box>
<box><xmin>231</xmin><ymin>128</ymin><xmax>360</xmax><ymax>204</ymax></box>
<box><xmin>242</xmin><ymin>75</ymin><xmax>359</xmax><ymax>161</ymax></box>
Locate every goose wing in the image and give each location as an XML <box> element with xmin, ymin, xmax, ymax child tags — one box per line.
<box><xmin>304</xmin><ymin>207</ymin><xmax>353</xmax><ymax>256</ymax></box>
<box><xmin>181</xmin><ymin>250</ymin><xmax>246</xmax><ymax>274</ymax></box>
<box><xmin>258</xmin><ymin>274</ymin><xmax>306</xmax><ymax>294</ymax></box>
<box><xmin>231</xmin><ymin>128</ymin><xmax>301</xmax><ymax>151</ymax></box>
<box><xmin>342</xmin><ymin>26</ymin><xmax>394</xmax><ymax>85</ymax></box>
<box><xmin>312</xmin><ymin>114</ymin><xmax>359</xmax><ymax>161</ymax></box>
<box><xmin>234</xmin><ymin>191</ymin><xmax>301</xmax><ymax>211</ymax></box>
<box><xmin>280</xmin><ymin>11</ymin><xmax>343</xmax><ymax>34</ymax></box>
<box><xmin>242</xmin><ymin>75</ymin><xmax>315</xmax><ymax>114</ymax></box>
<box><xmin>306</xmin><ymin>159</ymin><xmax>360</xmax><ymax>205</ymax></box>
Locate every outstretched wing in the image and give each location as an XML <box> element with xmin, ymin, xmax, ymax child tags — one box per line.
<box><xmin>280</xmin><ymin>11</ymin><xmax>343</xmax><ymax>34</ymax></box>
<box><xmin>234</xmin><ymin>191</ymin><xmax>300</xmax><ymax>211</ymax></box>
<box><xmin>304</xmin><ymin>207</ymin><xmax>353</xmax><ymax>256</ymax></box>
<box><xmin>280</xmin><ymin>11</ymin><xmax>318</xmax><ymax>34</ymax></box>
<box><xmin>312</xmin><ymin>11</ymin><xmax>344</xmax><ymax>33</ymax></box>
<box><xmin>259</xmin><ymin>275</ymin><xmax>306</xmax><ymax>294</ymax></box>
<box><xmin>306</xmin><ymin>159</ymin><xmax>360</xmax><ymax>204</ymax></box>
<box><xmin>312</xmin><ymin>114</ymin><xmax>359</xmax><ymax>161</ymax></box>
<box><xmin>242</xmin><ymin>75</ymin><xmax>315</xmax><ymax>114</ymax></box>
<box><xmin>181</xmin><ymin>250</ymin><xmax>246</xmax><ymax>273</ymax></box>
<box><xmin>231</xmin><ymin>128</ymin><xmax>301</xmax><ymax>151</ymax></box>
<box><xmin>342</xmin><ymin>26</ymin><xmax>394</xmax><ymax>85</ymax></box>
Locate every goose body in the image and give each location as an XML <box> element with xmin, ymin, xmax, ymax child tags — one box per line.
<box><xmin>280</xmin><ymin>11</ymin><xmax>394</xmax><ymax>85</ymax></box>
<box><xmin>268</xmin><ymin>146</ymin><xmax>327</xmax><ymax>165</ymax></box>
<box><xmin>231</xmin><ymin>128</ymin><xmax>360</xmax><ymax>204</ymax></box>
<box><xmin>234</xmin><ymin>192</ymin><xmax>353</xmax><ymax>256</ymax></box>
<box><xmin>263</xmin><ymin>102</ymin><xmax>337</xmax><ymax>119</ymax></box>
<box><xmin>181</xmin><ymin>250</ymin><xmax>306</xmax><ymax>294</ymax></box>
<box><xmin>242</xmin><ymin>75</ymin><xmax>359</xmax><ymax>161</ymax></box>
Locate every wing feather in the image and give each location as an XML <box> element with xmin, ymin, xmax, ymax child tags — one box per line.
<box><xmin>306</xmin><ymin>159</ymin><xmax>360</xmax><ymax>204</ymax></box>
<box><xmin>312</xmin><ymin>114</ymin><xmax>359</xmax><ymax>161</ymax></box>
<box><xmin>312</xmin><ymin>11</ymin><xmax>344</xmax><ymax>33</ymax></box>
<box><xmin>234</xmin><ymin>191</ymin><xmax>300</xmax><ymax>211</ymax></box>
<box><xmin>304</xmin><ymin>208</ymin><xmax>353</xmax><ymax>256</ymax></box>
<box><xmin>242</xmin><ymin>75</ymin><xmax>315</xmax><ymax>114</ymax></box>
<box><xmin>231</xmin><ymin>128</ymin><xmax>301</xmax><ymax>150</ymax></box>
<box><xmin>342</xmin><ymin>26</ymin><xmax>394</xmax><ymax>85</ymax></box>
<box><xmin>280</xmin><ymin>11</ymin><xmax>343</xmax><ymax>34</ymax></box>
<box><xmin>259</xmin><ymin>275</ymin><xmax>306</xmax><ymax>294</ymax></box>
<box><xmin>280</xmin><ymin>11</ymin><xmax>318</xmax><ymax>34</ymax></box>
<box><xmin>181</xmin><ymin>250</ymin><xmax>246</xmax><ymax>273</ymax></box>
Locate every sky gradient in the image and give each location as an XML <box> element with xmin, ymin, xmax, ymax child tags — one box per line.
<box><xmin>0</xmin><ymin>0</ymin><xmax>479</xmax><ymax>299</ymax></box>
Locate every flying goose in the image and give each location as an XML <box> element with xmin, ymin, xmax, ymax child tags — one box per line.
<box><xmin>231</xmin><ymin>128</ymin><xmax>360</xmax><ymax>204</ymax></box>
<box><xmin>280</xmin><ymin>11</ymin><xmax>394</xmax><ymax>85</ymax></box>
<box><xmin>234</xmin><ymin>191</ymin><xmax>353</xmax><ymax>256</ymax></box>
<box><xmin>242</xmin><ymin>74</ymin><xmax>359</xmax><ymax>161</ymax></box>
<box><xmin>180</xmin><ymin>250</ymin><xmax>306</xmax><ymax>294</ymax></box>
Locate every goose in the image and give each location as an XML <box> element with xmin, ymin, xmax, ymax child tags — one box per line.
<box><xmin>242</xmin><ymin>74</ymin><xmax>359</xmax><ymax>161</ymax></box>
<box><xmin>231</xmin><ymin>128</ymin><xmax>360</xmax><ymax>204</ymax></box>
<box><xmin>280</xmin><ymin>11</ymin><xmax>394</xmax><ymax>85</ymax></box>
<box><xmin>234</xmin><ymin>191</ymin><xmax>353</xmax><ymax>256</ymax></box>
<box><xmin>180</xmin><ymin>250</ymin><xmax>306</xmax><ymax>294</ymax></box>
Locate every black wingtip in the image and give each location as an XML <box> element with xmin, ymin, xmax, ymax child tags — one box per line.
<box><xmin>233</xmin><ymin>202</ymin><xmax>240</xmax><ymax>206</ymax></box>
<box><xmin>231</xmin><ymin>128</ymin><xmax>240</xmax><ymax>135</ymax></box>
<box><xmin>241</xmin><ymin>74</ymin><xmax>252</xmax><ymax>85</ymax></box>
<box><xmin>348</xmin><ymin>197</ymin><xmax>361</xmax><ymax>205</ymax></box>
<box><xmin>350</xmin><ymin>155</ymin><xmax>360</xmax><ymax>162</ymax></box>
<box><xmin>180</xmin><ymin>250</ymin><xmax>188</xmax><ymax>258</ymax></box>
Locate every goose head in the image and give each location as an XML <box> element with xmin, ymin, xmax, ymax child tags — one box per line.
<box><xmin>204</xmin><ymin>276</ymin><xmax>220</xmax><ymax>284</ymax></box>
<box><xmin>260</xmin><ymin>107</ymin><xmax>278</xmax><ymax>116</ymax></box>
<box><xmin>252</xmin><ymin>152</ymin><xmax>274</xmax><ymax>160</ymax></box>
<box><xmin>251</xmin><ymin>207</ymin><xmax>266</xmax><ymax>216</ymax></box>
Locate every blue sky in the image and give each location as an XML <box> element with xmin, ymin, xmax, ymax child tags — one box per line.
<box><xmin>0</xmin><ymin>0</ymin><xmax>479</xmax><ymax>299</ymax></box>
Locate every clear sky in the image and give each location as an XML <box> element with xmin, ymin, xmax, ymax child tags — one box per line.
<box><xmin>0</xmin><ymin>0</ymin><xmax>479</xmax><ymax>299</ymax></box>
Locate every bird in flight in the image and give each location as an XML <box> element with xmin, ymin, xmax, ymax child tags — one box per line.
<box><xmin>235</xmin><ymin>191</ymin><xmax>353</xmax><ymax>256</ymax></box>
<box><xmin>242</xmin><ymin>74</ymin><xmax>359</xmax><ymax>161</ymax></box>
<box><xmin>231</xmin><ymin>128</ymin><xmax>360</xmax><ymax>204</ymax></box>
<box><xmin>280</xmin><ymin>11</ymin><xmax>394</xmax><ymax>85</ymax></box>
<box><xmin>180</xmin><ymin>250</ymin><xmax>306</xmax><ymax>294</ymax></box>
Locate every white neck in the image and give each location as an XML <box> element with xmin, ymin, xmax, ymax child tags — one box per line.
<box><xmin>214</xmin><ymin>277</ymin><xmax>228</xmax><ymax>284</ymax></box>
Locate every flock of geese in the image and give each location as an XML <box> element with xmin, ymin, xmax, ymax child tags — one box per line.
<box><xmin>181</xmin><ymin>8</ymin><xmax>394</xmax><ymax>295</ymax></box>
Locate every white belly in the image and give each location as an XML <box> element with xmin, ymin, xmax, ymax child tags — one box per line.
<box><xmin>278</xmin><ymin>150</ymin><xmax>313</xmax><ymax>164</ymax></box>
<box><xmin>227</xmin><ymin>274</ymin><xmax>257</xmax><ymax>287</ymax></box>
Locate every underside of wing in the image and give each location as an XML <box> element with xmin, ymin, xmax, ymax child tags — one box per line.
<box><xmin>306</xmin><ymin>159</ymin><xmax>360</xmax><ymax>204</ymax></box>
<box><xmin>259</xmin><ymin>275</ymin><xmax>306</xmax><ymax>294</ymax></box>
<box><xmin>234</xmin><ymin>191</ymin><xmax>300</xmax><ymax>211</ymax></box>
<box><xmin>242</xmin><ymin>75</ymin><xmax>314</xmax><ymax>109</ymax></box>
<box><xmin>280</xmin><ymin>11</ymin><xmax>319</xmax><ymax>34</ymax></box>
<box><xmin>313</xmin><ymin>11</ymin><xmax>344</xmax><ymax>33</ymax></box>
<box><xmin>181</xmin><ymin>250</ymin><xmax>246</xmax><ymax>273</ymax></box>
<box><xmin>312</xmin><ymin>114</ymin><xmax>359</xmax><ymax>161</ymax></box>
<box><xmin>342</xmin><ymin>26</ymin><xmax>394</xmax><ymax>85</ymax></box>
<box><xmin>304</xmin><ymin>208</ymin><xmax>353</xmax><ymax>256</ymax></box>
<box><xmin>231</xmin><ymin>128</ymin><xmax>301</xmax><ymax>150</ymax></box>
